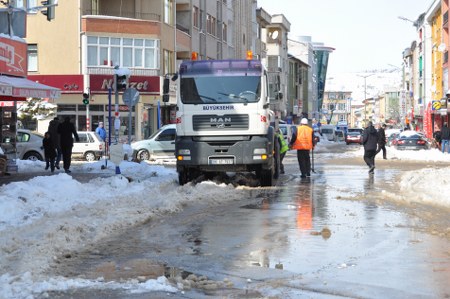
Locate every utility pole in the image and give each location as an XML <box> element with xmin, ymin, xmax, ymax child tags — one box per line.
<box><xmin>358</xmin><ymin>74</ymin><xmax>374</xmax><ymax>122</ymax></box>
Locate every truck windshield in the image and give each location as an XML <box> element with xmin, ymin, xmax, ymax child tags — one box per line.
<box><xmin>180</xmin><ymin>76</ymin><xmax>261</xmax><ymax>104</ymax></box>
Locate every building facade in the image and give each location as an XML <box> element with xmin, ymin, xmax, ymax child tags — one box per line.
<box><xmin>22</xmin><ymin>0</ymin><xmax>270</xmax><ymax>141</ymax></box>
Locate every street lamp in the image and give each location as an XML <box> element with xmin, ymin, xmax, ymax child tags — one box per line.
<box><xmin>357</xmin><ymin>74</ymin><xmax>374</xmax><ymax>122</ymax></box>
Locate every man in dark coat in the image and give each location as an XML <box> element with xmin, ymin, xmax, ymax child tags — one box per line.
<box><xmin>375</xmin><ymin>123</ymin><xmax>387</xmax><ymax>159</ymax></box>
<box><xmin>57</xmin><ymin>116</ymin><xmax>79</xmax><ymax>173</ymax></box>
<box><xmin>362</xmin><ymin>121</ymin><xmax>378</xmax><ymax>174</ymax></box>
<box><xmin>48</xmin><ymin>117</ymin><xmax>62</xmax><ymax>169</ymax></box>
<box><xmin>441</xmin><ymin>122</ymin><xmax>450</xmax><ymax>153</ymax></box>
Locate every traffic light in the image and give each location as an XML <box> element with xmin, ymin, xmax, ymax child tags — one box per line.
<box><xmin>41</xmin><ymin>0</ymin><xmax>55</xmax><ymax>22</ymax></box>
<box><xmin>116</xmin><ymin>75</ymin><xmax>128</xmax><ymax>91</ymax></box>
<box><xmin>82</xmin><ymin>93</ymin><xmax>89</xmax><ymax>105</ymax></box>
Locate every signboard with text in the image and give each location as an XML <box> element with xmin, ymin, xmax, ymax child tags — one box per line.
<box><xmin>89</xmin><ymin>75</ymin><xmax>160</xmax><ymax>95</ymax></box>
<box><xmin>0</xmin><ymin>36</ymin><xmax>27</xmax><ymax>77</ymax></box>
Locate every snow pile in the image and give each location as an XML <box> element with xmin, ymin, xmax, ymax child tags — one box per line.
<box><xmin>0</xmin><ymin>160</ymin><xmax>251</xmax><ymax>298</ymax></box>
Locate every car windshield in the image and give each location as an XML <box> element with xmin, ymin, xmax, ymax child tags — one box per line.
<box><xmin>399</xmin><ymin>131</ymin><xmax>421</xmax><ymax>138</ymax></box>
<box><xmin>180</xmin><ymin>76</ymin><xmax>261</xmax><ymax>104</ymax></box>
<box><xmin>322</xmin><ymin>128</ymin><xmax>333</xmax><ymax>134</ymax></box>
<box><xmin>347</xmin><ymin>131</ymin><xmax>360</xmax><ymax>136</ymax></box>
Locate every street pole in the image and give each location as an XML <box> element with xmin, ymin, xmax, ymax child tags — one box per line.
<box><xmin>358</xmin><ymin>74</ymin><xmax>374</xmax><ymax>123</ymax></box>
<box><xmin>113</xmin><ymin>68</ymin><xmax>119</xmax><ymax>144</ymax></box>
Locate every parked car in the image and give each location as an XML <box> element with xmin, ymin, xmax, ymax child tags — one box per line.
<box><xmin>393</xmin><ymin>131</ymin><xmax>429</xmax><ymax>150</ymax></box>
<box><xmin>387</xmin><ymin>132</ymin><xmax>401</xmax><ymax>147</ymax></box>
<box><xmin>1</xmin><ymin>129</ymin><xmax>45</xmax><ymax>161</ymax></box>
<box><xmin>72</xmin><ymin>131</ymin><xmax>105</xmax><ymax>161</ymax></box>
<box><xmin>345</xmin><ymin>131</ymin><xmax>362</xmax><ymax>145</ymax></box>
<box><xmin>334</xmin><ymin>129</ymin><xmax>345</xmax><ymax>142</ymax></box>
<box><xmin>385</xmin><ymin>129</ymin><xmax>402</xmax><ymax>146</ymax></box>
<box><xmin>131</xmin><ymin>124</ymin><xmax>176</xmax><ymax>161</ymax></box>
<box><xmin>320</xmin><ymin>125</ymin><xmax>336</xmax><ymax>141</ymax></box>
<box><xmin>347</xmin><ymin>128</ymin><xmax>363</xmax><ymax>135</ymax></box>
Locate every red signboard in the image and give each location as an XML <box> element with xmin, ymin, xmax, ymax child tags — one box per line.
<box><xmin>27</xmin><ymin>75</ymin><xmax>84</xmax><ymax>93</ymax></box>
<box><xmin>0</xmin><ymin>36</ymin><xmax>27</xmax><ymax>77</ymax></box>
<box><xmin>89</xmin><ymin>75</ymin><xmax>160</xmax><ymax>95</ymax></box>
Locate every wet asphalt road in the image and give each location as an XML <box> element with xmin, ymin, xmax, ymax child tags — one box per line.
<box><xmin>13</xmin><ymin>144</ymin><xmax>450</xmax><ymax>298</ymax></box>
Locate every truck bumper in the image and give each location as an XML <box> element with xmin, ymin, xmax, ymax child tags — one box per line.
<box><xmin>175</xmin><ymin>135</ymin><xmax>273</xmax><ymax>172</ymax></box>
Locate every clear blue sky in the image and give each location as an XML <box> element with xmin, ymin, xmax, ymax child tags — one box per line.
<box><xmin>257</xmin><ymin>0</ymin><xmax>433</xmax><ymax>75</ymax></box>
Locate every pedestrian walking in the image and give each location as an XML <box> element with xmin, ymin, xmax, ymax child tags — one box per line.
<box><xmin>42</xmin><ymin>132</ymin><xmax>56</xmax><ymax>172</ymax></box>
<box><xmin>48</xmin><ymin>117</ymin><xmax>61</xmax><ymax>169</ymax></box>
<box><xmin>276</xmin><ymin>128</ymin><xmax>289</xmax><ymax>174</ymax></box>
<box><xmin>375</xmin><ymin>123</ymin><xmax>387</xmax><ymax>159</ymax></box>
<box><xmin>362</xmin><ymin>121</ymin><xmax>379</xmax><ymax>174</ymax></box>
<box><xmin>289</xmin><ymin>118</ymin><xmax>315</xmax><ymax>178</ymax></box>
<box><xmin>441</xmin><ymin>122</ymin><xmax>450</xmax><ymax>153</ymax></box>
<box><xmin>433</xmin><ymin>130</ymin><xmax>442</xmax><ymax>150</ymax></box>
<box><xmin>58</xmin><ymin>116</ymin><xmax>79</xmax><ymax>173</ymax></box>
<box><xmin>95</xmin><ymin>121</ymin><xmax>107</xmax><ymax>142</ymax></box>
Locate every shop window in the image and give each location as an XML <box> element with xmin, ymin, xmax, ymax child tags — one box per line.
<box><xmin>57</xmin><ymin>105</ymin><xmax>76</xmax><ymax>112</ymax></box>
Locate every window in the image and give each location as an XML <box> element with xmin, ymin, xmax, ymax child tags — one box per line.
<box><xmin>206</xmin><ymin>14</ymin><xmax>216</xmax><ymax>36</ymax></box>
<box><xmin>222</xmin><ymin>23</ymin><xmax>227</xmax><ymax>42</ymax></box>
<box><xmin>193</xmin><ymin>6</ymin><xmax>199</xmax><ymax>28</ymax></box>
<box><xmin>164</xmin><ymin>0</ymin><xmax>174</xmax><ymax>25</ymax></box>
<box><xmin>26</xmin><ymin>0</ymin><xmax>38</xmax><ymax>13</ymax></box>
<box><xmin>163</xmin><ymin>49</ymin><xmax>173</xmax><ymax>75</ymax></box>
<box><xmin>87</xmin><ymin>36</ymin><xmax>159</xmax><ymax>69</ymax></box>
<box><xmin>27</xmin><ymin>44</ymin><xmax>38</xmax><ymax>72</ymax></box>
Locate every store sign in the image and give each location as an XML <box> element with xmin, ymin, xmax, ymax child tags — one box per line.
<box><xmin>27</xmin><ymin>75</ymin><xmax>84</xmax><ymax>93</ymax></box>
<box><xmin>90</xmin><ymin>75</ymin><xmax>160</xmax><ymax>94</ymax></box>
<box><xmin>0</xmin><ymin>36</ymin><xmax>27</xmax><ymax>77</ymax></box>
<box><xmin>0</xmin><ymin>101</ymin><xmax>14</xmax><ymax>107</ymax></box>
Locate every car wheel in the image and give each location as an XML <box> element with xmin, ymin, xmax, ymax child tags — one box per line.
<box><xmin>137</xmin><ymin>149</ymin><xmax>150</xmax><ymax>161</ymax></box>
<box><xmin>84</xmin><ymin>151</ymin><xmax>96</xmax><ymax>162</ymax></box>
<box><xmin>23</xmin><ymin>151</ymin><xmax>43</xmax><ymax>161</ymax></box>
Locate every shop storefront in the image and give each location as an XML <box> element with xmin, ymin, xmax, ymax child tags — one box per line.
<box><xmin>1</xmin><ymin>36</ymin><xmax>61</xmax><ymax>169</ymax></box>
<box><xmin>28</xmin><ymin>74</ymin><xmax>176</xmax><ymax>141</ymax></box>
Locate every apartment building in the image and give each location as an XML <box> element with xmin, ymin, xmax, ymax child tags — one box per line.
<box><xmin>322</xmin><ymin>91</ymin><xmax>352</xmax><ymax>125</ymax></box>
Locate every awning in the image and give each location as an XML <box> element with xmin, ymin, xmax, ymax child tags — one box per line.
<box><xmin>0</xmin><ymin>75</ymin><xmax>61</xmax><ymax>99</ymax></box>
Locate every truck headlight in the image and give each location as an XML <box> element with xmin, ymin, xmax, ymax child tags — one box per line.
<box><xmin>253</xmin><ymin>148</ymin><xmax>266</xmax><ymax>154</ymax></box>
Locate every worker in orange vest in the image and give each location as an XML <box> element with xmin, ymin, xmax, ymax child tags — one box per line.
<box><xmin>289</xmin><ymin>118</ymin><xmax>315</xmax><ymax>178</ymax></box>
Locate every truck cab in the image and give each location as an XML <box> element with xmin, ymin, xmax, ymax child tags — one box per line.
<box><xmin>171</xmin><ymin>59</ymin><xmax>279</xmax><ymax>186</ymax></box>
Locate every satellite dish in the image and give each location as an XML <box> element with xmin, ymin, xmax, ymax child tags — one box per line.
<box><xmin>270</xmin><ymin>30</ymin><xmax>279</xmax><ymax>40</ymax></box>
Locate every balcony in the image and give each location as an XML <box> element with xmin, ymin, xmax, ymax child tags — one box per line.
<box><xmin>82</xmin><ymin>9</ymin><xmax>160</xmax><ymax>22</ymax></box>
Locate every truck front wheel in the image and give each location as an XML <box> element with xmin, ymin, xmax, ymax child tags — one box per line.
<box><xmin>178</xmin><ymin>168</ymin><xmax>192</xmax><ymax>185</ymax></box>
<box><xmin>260</xmin><ymin>168</ymin><xmax>274</xmax><ymax>187</ymax></box>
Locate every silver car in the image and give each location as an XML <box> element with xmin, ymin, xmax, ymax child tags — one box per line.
<box><xmin>1</xmin><ymin>129</ymin><xmax>45</xmax><ymax>161</ymax></box>
<box><xmin>131</xmin><ymin>124</ymin><xmax>176</xmax><ymax>161</ymax></box>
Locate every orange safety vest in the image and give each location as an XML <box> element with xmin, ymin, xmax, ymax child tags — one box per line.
<box><xmin>292</xmin><ymin>125</ymin><xmax>313</xmax><ymax>150</ymax></box>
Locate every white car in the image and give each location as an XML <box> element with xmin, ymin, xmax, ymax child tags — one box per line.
<box><xmin>72</xmin><ymin>131</ymin><xmax>105</xmax><ymax>162</ymax></box>
<box><xmin>1</xmin><ymin>129</ymin><xmax>46</xmax><ymax>161</ymax></box>
<box><xmin>131</xmin><ymin>124</ymin><xmax>176</xmax><ymax>161</ymax></box>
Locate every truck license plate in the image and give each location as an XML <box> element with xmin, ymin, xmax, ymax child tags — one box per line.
<box><xmin>209</xmin><ymin>158</ymin><xmax>234</xmax><ymax>165</ymax></box>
